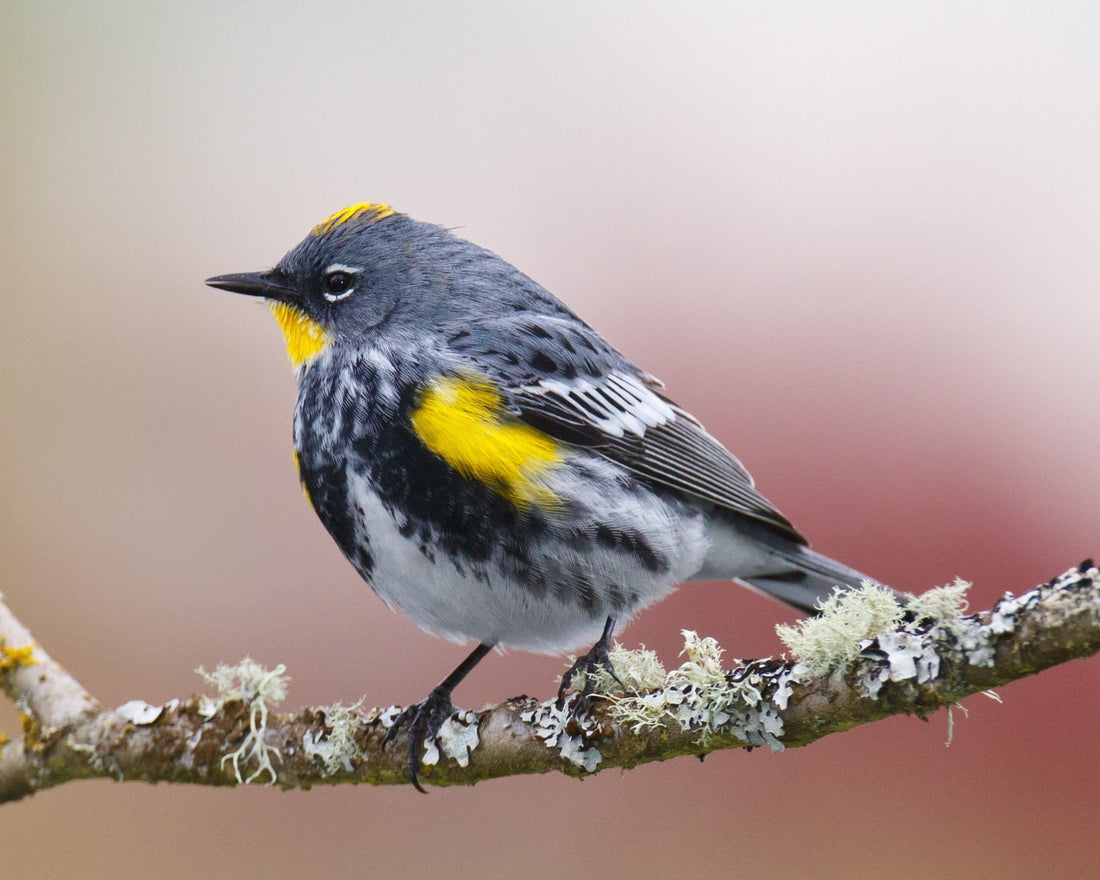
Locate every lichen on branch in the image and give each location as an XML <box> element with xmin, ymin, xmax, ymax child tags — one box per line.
<box><xmin>1</xmin><ymin>561</ymin><xmax>1097</xmax><ymax>800</ymax></box>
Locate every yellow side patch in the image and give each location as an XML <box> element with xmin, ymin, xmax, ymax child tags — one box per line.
<box><xmin>268</xmin><ymin>301</ymin><xmax>329</xmax><ymax>367</ymax></box>
<box><xmin>410</xmin><ymin>376</ymin><xmax>562</xmax><ymax>509</ymax></box>
<box><xmin>311</xmin><ymin>203</ymin><xmax>396</xmax><ymax>236</ymax></box>
<box><xmin>291</xmin><ymin>449</ymin><xmax>315</xmax><ymax>510</ymax></box>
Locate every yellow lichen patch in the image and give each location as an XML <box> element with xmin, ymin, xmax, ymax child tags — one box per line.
<box><xmin>268</xmin><ymin>301</ymin><xmax>329</xmax><ymax>367</ymax></box>
<box><xmin>0</xmin><ymin>641</ymin><xmax>37</xmax><ymax>672</ymax></box>
<box><xmin>310</xmin><ymin>203</ymin><xmax>396</xmax><ymax>236</ymax></box>
<box><xmin>410</xmin><ymin>375</ymin><xmax>563</xmax><ymax>509</ymax></box>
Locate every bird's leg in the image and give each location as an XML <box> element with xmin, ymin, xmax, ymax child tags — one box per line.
<box><xmin>383</xmin><ymin>641</ymin><xmax>493</xmax><ymax>793</ymax></box>
<box><xmin>557</xmin><ymin>615</ymin><xmax>622</xmax><ymax>711</ymax></box>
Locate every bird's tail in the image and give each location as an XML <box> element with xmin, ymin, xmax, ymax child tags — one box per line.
<box><xmin>698</xmin><ymin>513</ymin><xmax>905</xmax><ymax>614</ymax></box>
<box><xmin>739</xmin><ymin>543</ymin><xmax>892</xmax><ymax>614</ymax></box>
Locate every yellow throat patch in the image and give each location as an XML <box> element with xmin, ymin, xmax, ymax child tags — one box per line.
<box><xmin>268</xmin><ymin>301</ymin><xmax>329</xmax><ymax>367</ymax></box>
<box><xmin>410</xmin><ymin>376</ymin><xmax>562</xmax><ymax>509</ymax></box>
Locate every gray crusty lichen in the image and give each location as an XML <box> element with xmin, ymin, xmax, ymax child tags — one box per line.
<box><xmin>301</xmin><ymin>702</ymin><xmax>482</xmax><ymax>778</ymax></box>
<box><xmin>302</xmin><ymin>699</ymin><xmax>364</xmax><ymax>775</ymax></box>
<box><xmin>778</xmin><ymin>563</ymin><xmax>1099</xmax><ymax>701</ymax></box>
<box><xmin>778</xmin><ymin>580</ymin><xmax>968</xmax><ymax>698</ymax></box>
<box><xmin>602</xmin><ymin>633</ymin><xmax>794</xmax><ymax>750</ymax></box>
<box><xmin>526</xmin><ymin>565</ymin><xmax>1100</xmax><ymax>772</ymax></box>
<box><xmin>193</xmin><ymin>563</ymin><xmax>1098</xmax><ymax>783</ymax></box>
<box><xmin>522</xmin><ymin>631</ymin><xmax>798</xmax><ymax>771</ymax></box>
<box><xmin>513</xmin><ymin>583</ymin><xmax>956</xmax><ymax>771</ymax></box>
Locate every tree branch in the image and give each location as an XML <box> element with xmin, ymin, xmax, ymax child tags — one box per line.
<box><xmin>1</xmin><ymin>561</ymin><xmax>1097</xmax><ymax>801</ymax></box>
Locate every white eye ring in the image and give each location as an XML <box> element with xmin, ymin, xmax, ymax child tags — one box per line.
<box><xmin>322</xmin><ymin>263</ymin><xmax>360</xmax><ymax>302</ymax></box>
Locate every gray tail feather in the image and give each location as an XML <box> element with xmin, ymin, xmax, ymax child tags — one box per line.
<box><xmin>741</xmin><ymin>545</ymin><xmax>901</xmax><ymax>615</ymax></box>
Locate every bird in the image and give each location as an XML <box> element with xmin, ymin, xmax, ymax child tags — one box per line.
<box><xmin>206</xmin><ymin>202</ymin><xmax>881</xmax><ymax>790</ymax></box>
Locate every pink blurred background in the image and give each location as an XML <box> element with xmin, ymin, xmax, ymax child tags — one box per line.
<box><xmin>2</xmin><ymin>3</ymin><xmax>1097</xmax><ymax>877</ymax></box>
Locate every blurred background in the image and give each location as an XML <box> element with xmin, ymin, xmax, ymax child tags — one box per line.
<box><xmin>2</xmin><ymin>2</ymin><xmax>1097</xmax><ymax>877</ymax></box>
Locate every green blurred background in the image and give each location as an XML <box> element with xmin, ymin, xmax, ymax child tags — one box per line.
<box><xmin>2</xmin><ymin>2</ymin><xmax>1097</xmax><ymax>877</ymax></box>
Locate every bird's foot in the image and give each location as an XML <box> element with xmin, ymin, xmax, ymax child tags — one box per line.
<box><xmin>557</xmin><ymin>617</ymin><xmax>622</xmax><ymax>715</ymax></box>
<box><xmin>382</xmin><ymin>686</ymin><xmax>456</xmax><ymax>793</ymax></box>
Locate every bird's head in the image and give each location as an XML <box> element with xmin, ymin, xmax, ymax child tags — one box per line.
<box><xmin>207</xmin><ymin>203</ymin><xmax>469</xmax><ymax>368</ymax></box>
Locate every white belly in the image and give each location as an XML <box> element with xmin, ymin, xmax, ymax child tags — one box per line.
<box><xmin>345</xmin><ymin>465</ymin><xmax>708</xmax><ymax>653</ymax></box>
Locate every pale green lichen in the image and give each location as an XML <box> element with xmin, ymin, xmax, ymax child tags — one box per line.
<box><xmin>570</xmin><ymin>643</ymin><xmax>667</xmax><ymax>695</ymax></box>
<box><xmin>197</xmin><ymin>658</ymin><xmax>288</xmax><ymax>784</ymax></box>
<box><xmin>198</xmin><ymin>657</ymin><xmax>289</xmax><ymax>706</ymax></box>
<box><xmin>908</xmin><ymin>579</ymin><xmax>971</xmax><ymax>638</ymax></box>
<box><xmin>604</xmin><ymin>631</ymin><xmax>793</xmax><ymax>751</ymax></box>
<box><xmin>776</xmin><ymin>583</ymin><xmax>905</xmax><ymax>676</ymax></box>
<box><xmin>946</xmin><ymin>691</ymin><xmax>1002</xmax><ymax>747</ymax></box>
<box><xmin>672</xmin><ymin>631</ymin><xmax>726</xmax><ymax>687</ymax></box>
<box><xmin>945</xmin><ymin>701</ymin><xmax>965</xmax><ymax>746</ymax></box>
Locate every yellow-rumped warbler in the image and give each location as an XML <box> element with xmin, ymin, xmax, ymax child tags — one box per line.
<box><xmin>207</xmin><ymin>203</ymin><xmax>882</xmax><ymax>789</ymax></box>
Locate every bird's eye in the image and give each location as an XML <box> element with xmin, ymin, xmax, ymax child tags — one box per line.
<box><xmin>322</xmin><ymin>265</ymin><xmax>359</xmax><ymax>302</ymax></box>
<box><xmin>326</xmin><ymin>272</ymin><xmax>352</xmax><ymax>293</ymax></box>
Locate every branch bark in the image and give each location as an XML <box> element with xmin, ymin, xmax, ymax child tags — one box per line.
<box><xmin>2</xmin><ymin>562</ymin><xmax>1097</xmax><ymax>801</ymax></box>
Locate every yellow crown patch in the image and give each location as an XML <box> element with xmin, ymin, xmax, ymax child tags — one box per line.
<box><xmin>311</xmin><ymin>203</ymin><xmax>396</xmax><ymax>236</ymax></box>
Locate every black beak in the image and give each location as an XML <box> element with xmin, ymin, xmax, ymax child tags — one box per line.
<box><xmin>205</xmin><ymin>270</ymin><xmax>292</xmax><ymax>300</ymax></box>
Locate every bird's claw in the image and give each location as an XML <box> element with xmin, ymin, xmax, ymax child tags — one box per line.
<box><xmin>382</xmin><ymin>687</ymin><xmax>456</xmax><ymax>793</ymax></box>
<box><xmin>556</xmin><ymin>636</ymin><xmax>622</xmax><ymax>715</ymax></box>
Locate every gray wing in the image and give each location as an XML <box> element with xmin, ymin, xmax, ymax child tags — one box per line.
<box><xmin>446</xmin><ymin>317</ymin><xmax>804</xmax><ymax>542</ymax></box>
